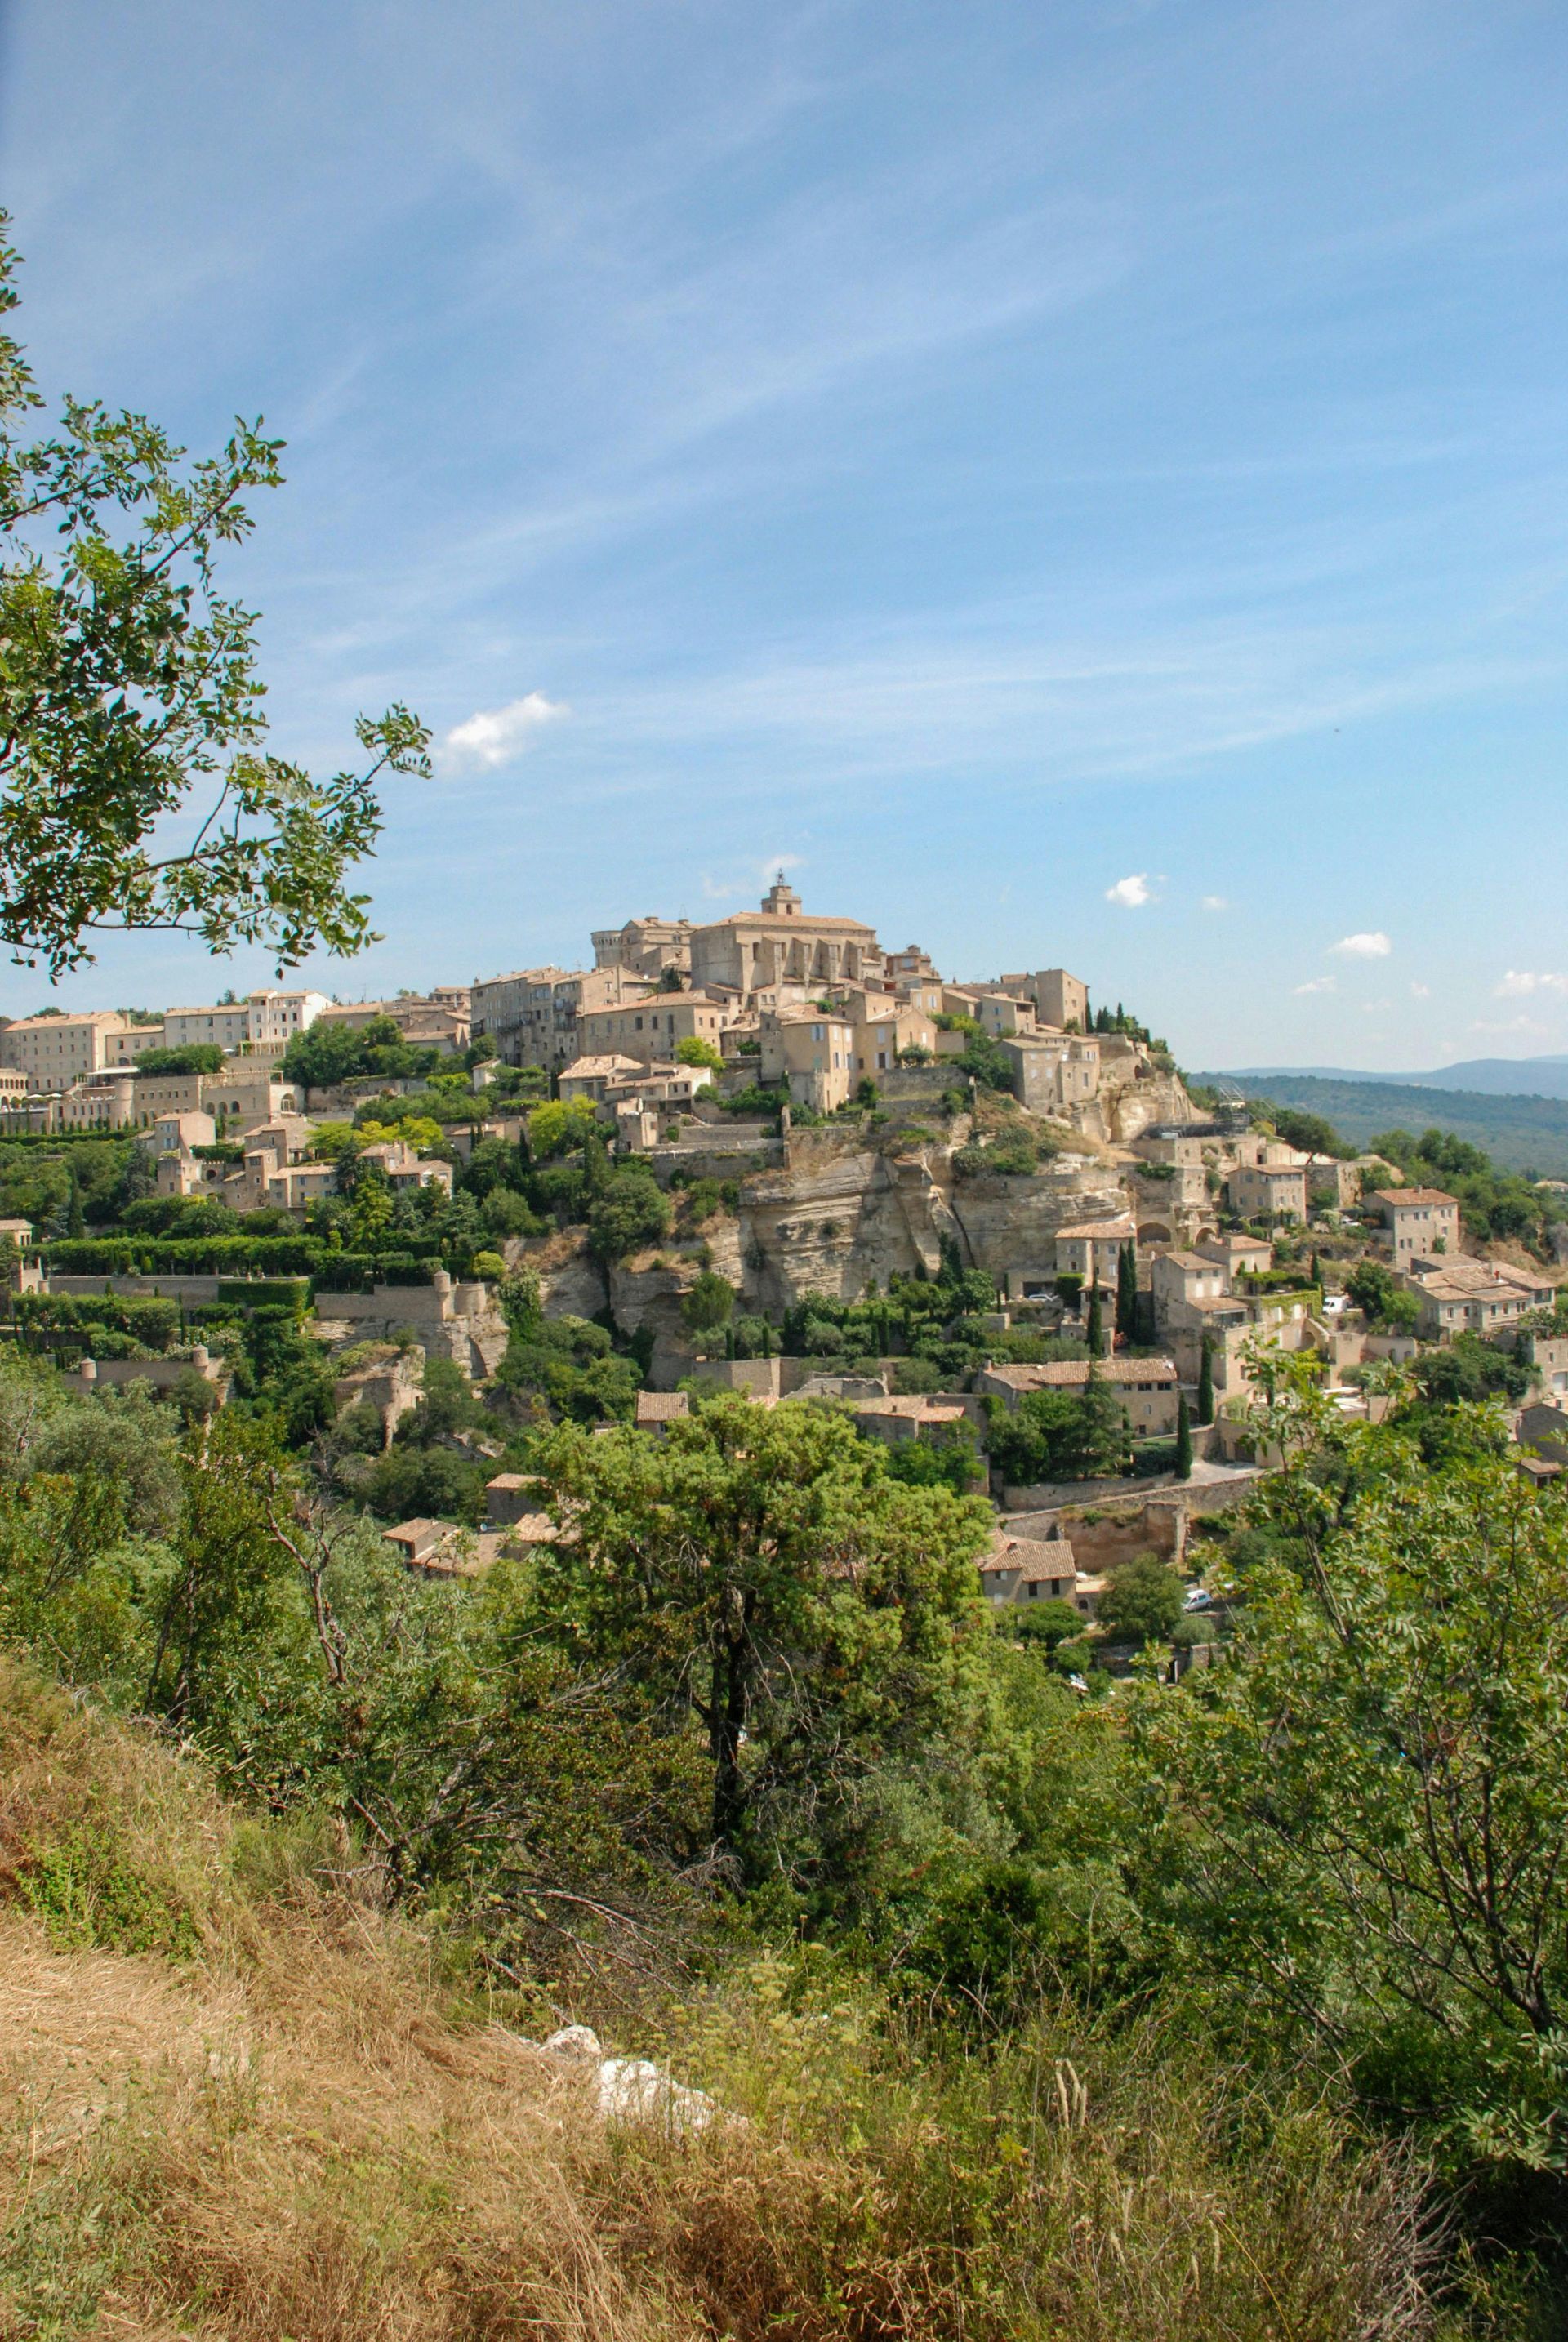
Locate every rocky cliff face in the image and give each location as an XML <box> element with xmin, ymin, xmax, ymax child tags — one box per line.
<box><xmin>1073</xmin><ymin>1038</ymin><xmax>1196</xmax><ymax>1144</ymax></box>
<box><xmin>737</xmin><ymin>1130</ymin><xmax>1132</xmax><ymax>1307</ymax></box>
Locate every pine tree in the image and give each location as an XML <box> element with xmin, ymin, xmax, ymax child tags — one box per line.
<box><xmin>1174</xmin><ymin>1388</ymin><xmax>1194</xmax><ymax>1480</ymax></box>
<box><xmin>1197</xmin><ymin>1337</ymin><xmax>1214</xmax><ymax>1427</ymax></box>
<box><xmin>1085</xmin><ymin>1286</ymin><xmax>1105</xmax><ymax>1359</ymax></box>
<box><xmin>1116</xmin><ymin>1240</ymin><xmax>1138</xmax><ymax>1343</ymax></box>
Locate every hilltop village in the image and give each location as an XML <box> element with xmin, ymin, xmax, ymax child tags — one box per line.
<box><xmin>1</xmin><ymin>877</ymin><xmax>1563</xmax><ymax>1667</ymax></box>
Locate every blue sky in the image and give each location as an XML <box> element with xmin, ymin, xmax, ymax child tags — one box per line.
<box><xmin>2</xmin><ymin>0</ymin><xmax>1566</xmax><ymax>1071</ymax></box>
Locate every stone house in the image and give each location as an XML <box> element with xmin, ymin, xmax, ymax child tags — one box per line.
<box><xmin>472</xmin><ymin>964</ymin><xmax>653</xmax><ymax>1073</ymax></box>
<box><xmin>979</xmin><ymin>1527</ymin><xmax>1080</xmax><ymax>1608</ymax></box>
<box><xmin>1000</xmin><ymin>1033</ymin><xmax>1101</xmax><ymax>1115</ymax></box>
<box><xmin>1053</xmin><ymin>1216</ymin><xmax>1138</xmax><ymax>1293</ymax></box>
<box><xmin>104</xmin><ymin>1022</ymin><xmax>170</xmax><ymax>1065</ymax></box>
<box><xmin>1402</xmin><ymin>1256</ymin><xmax>1553</xmax><ymax>1339</ymax></box>
<box><xmin>591</xmin><ymin>916</ymin><xmax>693</xmax><ymax>980</ymax></box>
<box><xmin>1369</xmin><ymin>1186</ymin><xmax>1460</xmax><ymax>1264</ymax></box>
<box><xmin>850</xmin><ymin>1002</ymin><xmax>938</xmax><ymax>1076</ymax></box>
<box><xmin>976</xmin><ymin>1356</ymin><xmax>1180</xmax><ymax>1437</ymax></box>
<box><xmin>1226</xmin><ymin>1163</ymin><xmax>1308</xmax><ymax>1222</ymax></box>
<box><xmin>558</xmin><ymin>1053</ymin><xmax>647</xmax><ymax>1103</ymax></box>
<box><xmin>1150</xmin><ymin>1249</ymin><xmax>1228</xmax><ymax>1331</ymax></box>
<box><xmin>757</xmin><ymin>1008</ymin><xmax>856</xmax><ymax>1113</ymax></box>
<box><xmin>0</xmin><ymin>1010</ymin><xmax>126</xmax><ymax>1089</ymax></box>
<box><xmin>1516</xmin><ymin>1402</ymin><xmax>1568</xmax><ymax>1467</ymax></box>
<box><xmin>852</xmin><ymin>1393</ymin><xmax>978</xmax><ymax>1450</ymax></box>
<box><xmin>163</xmin><ymin>989</ymin><xmax>327</xmax><ymax>1055</ymax></box>
<box><xmin>635</xmin><ymin>1391</ymin><xmax>691</xmax><ymax>1437</ymax></box>
<box><xmin>356</xmin><ymin>1140</ymin><xmax>452</xmax><ymax>1195</ymax></box>
<box><xmin>577</xmin><ymin>989</ymin><xmax>734</xmax><ymax>1069</ymax></box>
<box><xmin>1195</xmin><ymin>1231</ymin><xmax>1273</xmax><ymax>1278</ymax></box>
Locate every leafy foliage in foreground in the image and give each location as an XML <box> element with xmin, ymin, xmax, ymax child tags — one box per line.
<box><xmin>0</xmin><ymin>216</ymin><xmax>429</xmax><ymax>973</ymax></box>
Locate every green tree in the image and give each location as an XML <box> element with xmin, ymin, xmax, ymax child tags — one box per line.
<box><xmin>674</xmin><ymin>1035</ymin><xmax>724</xmax><ymax>1070</ymax></box>
<box><xmin>1096</xmin><ymin>1551</ymin><xmax>1183</xmax><ymax>1646</ymax></box>
<box><xmin>1085</xmin><ymin>1286</ymin><xmax>1105</xmax><ymax>1359</ymax></box>
<box><xmin>999</xmin><ymin>1596</ymin><xmax>1085</xmax><ymax>1653</ymax></box>
<box><xmin>65</xmin><ymin>1172</ymin><xmax>85</xmax><ymax>1239</ymax></box>
<box><xmin>1138</xmin><ymin>1396</ymin><xmax>1568</xmax><ymax>2170</ymax></box>
<box><xmin>280</xmin><ymin>1020</ymin><xmax>368</xmax><ymax>1089</ymax></box>
<box><xmin>1174</xmin><ymin>1388</ymin><xmax>1193</xmax><ymax>1480</ymax></box>
<box><xmin>531</xmin><ymin>1396</ymin><xmax>992</xmax><ymax>1862</ymax></box>
<box><xmin>133</xmin><ymin>1044</ymin><xmax>225</xmax><ymax>1075</ymax></box>
<box><xmin>586</xmin><ymin>1169</ymin><xmax>672</xmax><ymax>1266</ymax></box>
<box><xmin>0</xmin><ymin>219</ymin><xmax>428</xmax><ymax>976</ymax></box>
<box><xmin>1197</xmin><ymin>1337</ymin><xmax>1215</xmax><ymax>1427</ymax></box>
<box><xmin>1115</xmin><ymin>1240</ymin><xmax>1138</xmax><ymax>1342</ymax></box>
<box><xmin>682</xmin><ymin>1268</ymin><xmax>736</xmax><ymax>1336</ymax></box>
<box><xmin>1267</xmin><ymin>1107</ymin><xmax>1347</xmax><ymax>1159</ymax></box>
<box><xmin>525</xmin><ymin>1097</ymin><xmax>599</xmax><ymax>1160</ymax></box>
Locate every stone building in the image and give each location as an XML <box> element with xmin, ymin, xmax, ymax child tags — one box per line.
<box><xmin>688</xmin><ymin>879</ymin><xmax>882</xmax><ymax>1000</ymax></box>
<box><xmin>1369</xmin><ymin>1186</ymin><xmax>1460</xmax><ymax>1264</ymax></box>
<box><xmin>591</xmin><ymin>916</ymin><xmax>693</xmax><ymax>980</ymax></box>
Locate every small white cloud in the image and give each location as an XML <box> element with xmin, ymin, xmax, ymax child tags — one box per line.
<box><xmin>1294</xmin><ymin>976</ymin><xmax>1337</xmax><ymax>996</ymax></box>
<box><xmin>1495</xmin><ymin>969</ymin><xmax>1568</xmax><ymax>998</ymax></box>
<box><xmin>440</xmin><ymin>691</ymin><xmax>568</xmax><ymax>773</ymax></box>
<box><xmin>1200</xmin><ymin>894</ymin><xmax>1228</xmax><ymax>912</ymax></box>
<box><xmin>1410</xmin><ymin>982</ymin><xmax>1431</xmax><ymax>999</ymax></box>
<box><xmin>701</xmin><ymin>853</ymin><xmax>805</xmax><ymax>902</ymax></box>
<box><xmin>1329</xmin><ymin>930</ymin><xmax>1392</xmax><ymax>960</ymax></box>
<box><xmin>1105</xmin><ymin>872</ymin><xmax>1153</xmax><ymax>908</ymax></box>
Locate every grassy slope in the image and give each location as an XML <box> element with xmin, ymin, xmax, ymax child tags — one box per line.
<box><xmin>0</xmin><ymin>1659</ymin><xmax>1438</xmax><ymax>2342</ymax></box>
<box><xmin>1192</xmin><ymin>1071</ymin><xmax>1568</xmax><ymax>1176</ymax></box>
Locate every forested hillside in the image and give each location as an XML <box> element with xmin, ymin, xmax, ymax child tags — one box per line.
<box><xmin>1195</xmin><ymin>1070</ymin><xmax>1568</xmax><ymax>1175</ymax></box>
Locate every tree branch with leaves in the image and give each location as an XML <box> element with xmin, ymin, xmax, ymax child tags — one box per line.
<box><xmin>0</xmin><ymin>215</ymin><xmax>429</xmax><ymax>975</ymax></box>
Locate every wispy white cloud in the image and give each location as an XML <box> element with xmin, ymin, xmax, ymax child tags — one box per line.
<box><xmin>1294</xmin><ymin>976</ymin><xmax>1336</xmax><ymax>995</ymax></box>
<box><xmin>1409</xmin><ymin>981</ymin><xmax>1431</xmax><ymax>999</ymax></box>
<box><xmin>1200</xmin><ymin>894</ymin><xmax>1229</xmax><ymax>912</ymax></box>
<box><xmin>440</xmin><ymin>692</ymin><xmax>568</xmax><ymax>773</ymax></box>
<box><xmin>1330</xmin><ymin>930</ymin><xmax>1392</xmax><ymax>959</ymax></box>
<box><xmin>1495</xmin><ymin>969</ymin><xmax>1568</xmax><ymax>996</ymax></box>
<box><xmin>699</xmin><ymin>852</ymin><xmax>805</xmax><ymax>902</ymax></box>
<box><xmin>1471</xmin><ymin>1013</ymin><xmax>1551</xmax><ymax>1036</ymax></box>
<box><xmin>1105</xmin><ymin>872</ymin><xmax>1153</xmax><ymax>907</ymax></box>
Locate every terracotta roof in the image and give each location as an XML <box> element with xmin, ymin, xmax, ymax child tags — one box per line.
<box><xmin>983</xmin><ymin>1529</ymin><xmax>1077</xmax><ymax>1574</ymax></box>
<box><xmin>694</xmin><ymin>911</ymin><xmax>877</xmax><ymax>936</ymax></box>
<box><xmin>1408</xmin><ymin>1259</ymin><xmax>1550</xmax><ymax>1302</ymax></box>
<box><xmin>635</xmin><ymin>1391</ymin><xmax>692</xmax><ymax>1423</ymax></box>
<box><xmin>1372</xmin><ymin>1187</ymin><xmax>1458</xmax><ymax>1209</ymax></box>
<box><xmin>501</xmin><ymin>1512</ymin><xmax>559</xmax><ymax>1546</ymax></box>
<box><xmin>487</xmin><ymin>1472</ymin><xmax>529</xmax><ymax>1492</ymax></box>
<box><xmin>855</xmin><ymin>1396</ymin><xmax>968</xmax><ymax>1423</ymax></box>
<box><xmin>985</xmin><ymin>1358</ymin><xmax>1178</xmax><ymax>1388</ymax></box>
<box><xmin>1054</xmin><ymin>1218</ymin><xmax>1137</xmax><ymax>1240</ymax></box>
<box><xmin>1157</xmin><ymin>1251</ymin><xmax>1218</xmax><ymax>1273</ymax></box>
<box><xmin>559</xmin><ymin>1054</ymin><xmax>644</xmax><ymax>1079</ymax></box>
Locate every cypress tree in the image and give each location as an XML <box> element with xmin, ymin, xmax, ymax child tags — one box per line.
<box><xmin>1085</xmin><ymin>1285</ymin><xmax>1105</xmax><ymax>1359</ymax></box>
<box><xmin>1174</xmin><ymin>1388</ymin><xmax>1193</xmax><ymax>1480</ymax></box>
<box><xmin>1116</xmin><ymin>1240</ymin><xmax>1138</xmax><ymax>1343</ymax></box>
<box><xmin>66</xmin><ymin>1174</ymin><xmax>86</xmax><ymax>1240</ymax></box>
<box><xmin>1197</xmin><ymin>1337</ymin><xmax>1214</xmax><ymax>1427</ymax></box>
<box><xmin>1309</xmin><ymin>1249</ymin><xmax>1321</xmax><ymax>1295</ymax></box>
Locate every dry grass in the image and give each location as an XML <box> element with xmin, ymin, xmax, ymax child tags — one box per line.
<box><xmin>0</xmin><ymin>1661</ymin><xmax>1440</xmax><ymax>2340</ymax></box>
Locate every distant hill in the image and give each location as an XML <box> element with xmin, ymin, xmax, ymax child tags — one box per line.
<box><xmin>1192</xmin><ymin>1071</ymin><xmax>1568</xmax><ymax>1178</ymax></box>
<box><xmin>1227</xmin><ymin>1056</ymin><xmax>1568</xmax><ymax>1102</ymax></box>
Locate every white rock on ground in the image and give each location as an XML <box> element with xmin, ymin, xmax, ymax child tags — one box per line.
<box><xmin>541</xmin><ymin>2024</ymin><xmax>721</xmax><ymax>2136</ymax></box>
